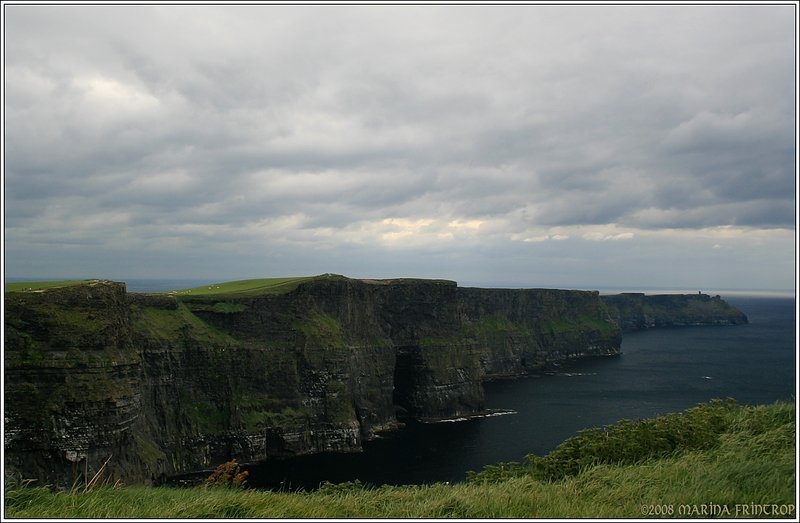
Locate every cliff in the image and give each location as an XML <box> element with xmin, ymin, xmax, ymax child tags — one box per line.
<box><xmin>4</xmin><ymin>282</ymin><xmax>144</xmax><ymax>487</ymax></box>
<box><xmin>601</xmin><ymin>293</ymin><xmax>748</xmax><ymax>332</ymax></box>
<box><xmin>3</xmin><ymin>276</ymin><xmax>743</xmax><ymax>487</ymax></box>
<box><xmin>458</xmin><ymin>287</ymin><xmax>621</xmax><ymax>378</ymax></box>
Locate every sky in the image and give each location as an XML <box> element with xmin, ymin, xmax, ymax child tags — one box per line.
<box><xmin>3</xmin><ymin>4</ymin><xmax>797</xmax><ymax>292</ymax></box>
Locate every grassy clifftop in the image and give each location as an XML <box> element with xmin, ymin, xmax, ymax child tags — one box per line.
<box><xmin>163</xmin><ymin>276</ymin><xmax>316</xmax><ymax>298</ymax></box>
<box><xmin>6</xmin><ymin>400</ymin><xmax>794</xmax><ymax>519</ymax></box>
<box><xmin>5</xmin><ymin>279</ymin><xmax>101</xmax><ymax>293</ymax></box>
<box><xmin>162</xmin><ymin>274</ymin><xmax>457</xmax><ymax>299</ymax></box>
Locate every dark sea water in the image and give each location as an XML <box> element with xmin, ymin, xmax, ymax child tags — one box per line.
<box><xmin>242</xmin><ymin>295</ymin><xmax>796</xmax><ymax>491</ymax></box>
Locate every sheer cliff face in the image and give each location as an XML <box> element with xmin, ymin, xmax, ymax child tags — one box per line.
<box><xmin>4</xmin><ymin>282</ymin><xmax>144</xmax><ymax>487</ymax></box>
<box><xmin>459</xmin><ymin>288</ymin><xmax>622</xmax><ymax>378</ymax></box>
<box><xmin>4</xmin><ymin>276</ymin><xmax>626</xmax><ymax>486</ymax></box>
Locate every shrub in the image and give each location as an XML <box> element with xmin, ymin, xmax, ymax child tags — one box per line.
<box><xmin>316</xmin><ymin>479</ymin><xmax>366</xmax><ymax>495</ymax></box>
<box><xmin>204</xmin><ymin>460</ymin><xmax>249</xmax><ymax>489</ymax></box>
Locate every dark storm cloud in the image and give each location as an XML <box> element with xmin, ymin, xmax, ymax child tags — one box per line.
<box><xmin>3</xmin><ymin>5</ymin><xmax>795</xmax><ymax>289</ymax></box>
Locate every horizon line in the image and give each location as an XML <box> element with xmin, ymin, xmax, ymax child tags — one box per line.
<box><xmin>3</xmin><ymin>275</ymin><xmax>795</xmax><ymax>298</ymax></box>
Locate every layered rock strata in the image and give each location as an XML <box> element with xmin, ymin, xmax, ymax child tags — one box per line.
<box><xmin>4</xmin><ymin>276</ymin><xmax>744</xmax><ymax>486</ymax></box>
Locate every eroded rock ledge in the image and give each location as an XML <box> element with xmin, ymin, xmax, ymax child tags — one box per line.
<box><xmin>3</xmin><ymin>275</ymin><xmax>746</xmax><ymax>487</ymax></box>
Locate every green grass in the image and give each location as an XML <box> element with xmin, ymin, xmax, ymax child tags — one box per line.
<box><xmin>471</xmin><ymin>314</ymin><xmax>532</xmax><ymax>336</ymax></box>
<box><xmin>4</xmin><ymin>280</ymin><xmax>95</xmax><ymax>293</ymax></box>
<box><xmin>164</xmin><ymin>277</ymin><xmax>316</xmax><ymax>297</ymax></box>
<box><xmin>6</xmin><ymin>400</ymin><xmax>795</xmax><ymax>519</ymax></box>
<box><xmin>295</xmin><ymin>310</ymin><xmax>347</xmax><ymax>349</ymax></box>
<box><xmin>240</xmin><ymin>405</ymin><xmax>309</xmax><ymax>431</ymax></box>
<box><xmin>131</xmin><ymin>302</ymin><xmax>239</xmax><ymax>345</ymax></box>
<box><xmin>538</xmin><ymin>316</ymin><xmax>617</xmax><ymax>335</ymax></box>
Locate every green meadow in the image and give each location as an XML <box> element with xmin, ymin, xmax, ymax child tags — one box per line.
<box><xmin>162</xmin><ymin>276</ymin><xmax>315</xmax><ymax>298</ymax></box>
<box><xmin>5</xmin><ymin>276</ymin><xmax>318</xmax><ymax>297</ymax></box>
<box><xmin>5</xmin><ymin>400</ymin><xmax>795</xmax><ymax>519</ymax></box>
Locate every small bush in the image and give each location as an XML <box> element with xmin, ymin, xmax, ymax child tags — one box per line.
<box><xmin>204</xmin><ymin>460</ymin><xmax>249</xmax><ymax>489</ymax></box>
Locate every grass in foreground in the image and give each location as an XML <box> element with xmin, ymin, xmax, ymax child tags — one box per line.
<box><xmin>5</xmin><ymin>400</ymin><xmax>795</xmax><ymax>519</ymax></box>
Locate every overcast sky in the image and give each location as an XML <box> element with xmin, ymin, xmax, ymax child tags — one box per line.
<box><xmin>3</xmin><ymin>4</ymin><xmax>796</xmax><ymax>291</ymax></box>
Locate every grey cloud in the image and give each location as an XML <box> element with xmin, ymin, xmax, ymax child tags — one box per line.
<box><xmin>3</xmin><ymin>5</ymin><xmax>794</xmax><ymax>290</ymax></box>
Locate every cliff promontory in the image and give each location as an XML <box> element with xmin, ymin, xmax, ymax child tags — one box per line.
<box><xmin>601</xmin><ymin>292</ymin><xmax>748</xmax><ymax>331</ymax></box>
<box><xmin>3</xmin><ymin>276</ymin><xmax>745</xmax><ymax>487</ymax></box>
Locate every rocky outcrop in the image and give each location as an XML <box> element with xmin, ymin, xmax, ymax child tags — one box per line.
<box><xmin>4</xmin><ymin>281</ymin><xmax>145</xmax><ymax>487</ymax></box>
<box><xmin>602</xmin><ymin>293</ymin><xmax>748</xmax><ymax>332</ymax></box>
<box><xmin>3</xmin><ymin>276</ymin><xmax>744</xmax><ymax>487</ymax></box>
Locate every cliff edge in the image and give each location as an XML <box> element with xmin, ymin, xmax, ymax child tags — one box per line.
<box><xmin>3</xmin><ymin>276</ymin><xmax>744</xmax><ymax>487</ymax></box>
